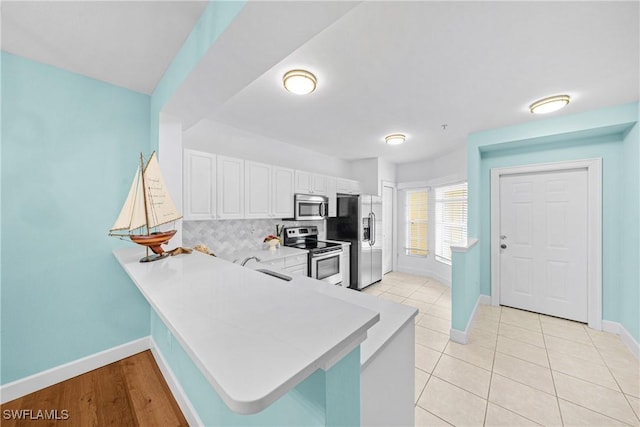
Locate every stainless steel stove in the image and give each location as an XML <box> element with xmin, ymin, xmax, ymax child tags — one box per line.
<box><xmin>283</xmin><ymin>226</ymin><xmax>343</xmax><ymax>286</ymax></box>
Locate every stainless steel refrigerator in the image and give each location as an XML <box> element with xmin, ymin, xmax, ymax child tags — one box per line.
<box><xmin>327</xmin><ymin>194</ymin><xmax>382</xmax><ymax>290</ymax></box>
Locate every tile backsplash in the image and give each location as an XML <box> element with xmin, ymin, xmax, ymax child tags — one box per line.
<box><xmin>183</xmin><ymin>219</ymin><xmax>325</xmax><ymax>257</ymax></box>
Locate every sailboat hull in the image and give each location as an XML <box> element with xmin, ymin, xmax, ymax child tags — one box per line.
<box><xmin>130</xmin><ymin>230</ymin><xmax>177</xmax><ymax>255</ymax></box>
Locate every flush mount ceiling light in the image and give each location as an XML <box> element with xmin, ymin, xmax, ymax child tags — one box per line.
<box><xmin>385</xmin><ymin>134</ymin><xmax>406</xmax><ymax>145</ymax></box>
<box><xmin>529</xmin><ymin>94</ymin><xmax>571</xmax><ymax>114</ymax></box>
<box><xmin>283</xmin><ymin>69</ymin><xmax>317</xmax><ymax>95</ymax></box>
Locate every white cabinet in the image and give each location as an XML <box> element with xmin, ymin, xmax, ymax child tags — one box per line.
<box><xmin>337</xmin><ymin>178</ymin><xmax>361</xmax><ymax>195</ymax></box>
<box><xmin>312</xmin><ymin>174</ymin><xmax>327</xmax><ymax>195</ymax></box>
<box><xmin>183</xmin><ymin>149</ymin><xmax>356</xmax><ymax>221</ymax></box>
<box><xmin>340</xmin><ymin>243</ymin><xmax>350</xmax><ymax>288</ymax></box>
<box><xmin>246</xmin><ymin>163</ymin><xmax>294</xmax><ymax>219</ymax></box>
<box><xmin>217</xmin><ymin>156</ymin><xmax>244</xmax><ymax>219</ymax></box>
<box><xmin>245</xmin><ymin>161</ymin><xmax>272</xmax><ymax>218</ymax></box>
<box><xmin>272</xmin><ymin>167</ymin><xmax>294</xmax><ymax>218</ymax></box>
<box><xmin>183</xmin><ymin>149</ymin><xmax>216</xmax><ymax>220</ymax></box>
<box><xmin>326</xmin><ymin>177</ymin><xmax>337</xmax><ymax>217</ymax></box>
<box><xmin>284</xmin><ymin>253</ymin><xmax>308</xmax><ymax>277</ymax></box>
<box><xmin>257</xmin><ymin>252</ymin><xmax>308</xmax><ymax>277</ymax></box>
<box><xmin>295</xmin><ymin>170</ymin><xmax>327</xmax><ymax>195</ymax></box>
<box><xmin>295</xmin><ymin>170</ymin><xmax>312</xmax><ymax>194</ymax></box>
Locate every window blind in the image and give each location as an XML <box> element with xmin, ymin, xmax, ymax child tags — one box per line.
<box><xmin>435</xmin><ymin>182</ymin><xmax>468</xmax><ymax>263</ymax></box>
<box><xmin>405</xmin><ymin>189</ymin><xmax>428</xmax><ymax>256</ymax></box>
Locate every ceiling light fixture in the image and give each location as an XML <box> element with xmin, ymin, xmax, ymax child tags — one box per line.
<box><xmin>385</xmin><ymin>134</ymin><xmax>406</xmax><ymax>145</ymax></box>
<box><xmin>529</xmin><ymin>94</ymin><xmax>571</xmax><ymax>114</ymax></box>
<box><xmin>283</xmin><ymin>69</ymin><xmax>317</xmax><ymax>95</ymax></box>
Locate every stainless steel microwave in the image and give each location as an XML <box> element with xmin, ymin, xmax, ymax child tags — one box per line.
<box><xmin>294</xmin><ymin>194</ymin><xmax>329</xmax><ymax>221</ymax></box>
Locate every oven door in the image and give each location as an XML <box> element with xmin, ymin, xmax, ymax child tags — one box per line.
<box><xmin>310</xmin><ymin>250</ymin><xmax>342</xmax><ymax>286</ymax></box>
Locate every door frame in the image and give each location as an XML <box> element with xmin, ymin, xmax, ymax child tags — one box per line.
<box><xmin>490</xmin><ymin>158</ymin><xmax>602</xmax><ymax>330</ymax></box>
<box><xmin>382</xmin><ymin>181</ymin><xmax>398</xmax><ymax>273</ymax></box>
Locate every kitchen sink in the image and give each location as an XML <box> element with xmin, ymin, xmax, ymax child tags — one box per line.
<box><xmin>255</xmin><ymin>269</ymin><xmax>292</xmax><ymax>281</ymax></box>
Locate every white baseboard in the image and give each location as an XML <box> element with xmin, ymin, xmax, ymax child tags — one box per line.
<box><xmin>0</xmin><ymin>337</ymin><xmax>151</xmax><ymax>404</ymax></box>
<box><xmin>449</xmin><ymin>295</ymin><xmax>488</xmax><ymax>344</ymax></box>
<box><xmin>149</xmin><ymin>339</ymin><xmax>203</xmax><ymax>427</ymax></box>
<box><xmin>478</xmin><ymin>295</ymin><xmax>491</xmax><ymax>306</ymax></box>
<box><xmin>449</xmin><ymin>295</ymin><xmax>491</xmax><ymax>344</ymax></box>
<box><xmin>395</xmin><ymin>267</ymin><xmax>451</xmax><ymax>287</ymax></box>
<box><xmin>602</xmin><ymin>320</ymin><xmax>640</xmax><ymax>359</ymax></box>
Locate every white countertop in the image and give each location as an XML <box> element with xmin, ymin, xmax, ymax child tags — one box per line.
<box><xmin>219</xmin><ymin>241</ymin><xmax>418</xmax><ymax>369</ymax></box>
<box><xmin>274</xmin><ymin>274</ymin><xmax>417</xmax><ymax>369</ymax></box>
<box><xmin>114</xmin><ymin>248</ymin><xmax>379</xmax><ymax>415</ymax></box>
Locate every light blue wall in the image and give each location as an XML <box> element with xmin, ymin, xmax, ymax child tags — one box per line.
<box><xmin>150</xmin><ymin>1</ymin><xmax>246</xmax><ymax>151</ymax></box>
<box><xmin>454</xmin><ymin>102</ymin><xmax>639</xmax><ymax>340</ymax></box>
<box><xmin>451</xmin><ymin>244</ymin><xmax>480</xmax><ymax>331</ymax></box>
<box><xmin>151</xmin><ymin>310</ymin><xmax>360</xmax><ymax>426</ymax></box>
<box><xmin>1</xmin><ymin>53</ymin><xmax>151</xmax><ymax>383</ymax></box>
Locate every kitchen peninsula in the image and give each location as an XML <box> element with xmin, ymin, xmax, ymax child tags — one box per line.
<box><xmin>114</xmin><ymin>248</ymin><xmax>417</xmax><ymax>426</ymax></box>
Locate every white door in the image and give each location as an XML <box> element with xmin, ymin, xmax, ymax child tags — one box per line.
<box><xmin>499</xmin><ymin>169</ymin><xmax>588</xmax><ymax>322</ymax></box>
<box><xmin>382</xmin><ymin>185</ymin><xmax>394</xmax><ymax>274</ymax></box>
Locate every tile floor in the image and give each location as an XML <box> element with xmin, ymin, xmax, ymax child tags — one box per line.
<box><xmin>363</xmin><ymin>272</ymin><xmax>640</xmax><ymax>427</ymax></box>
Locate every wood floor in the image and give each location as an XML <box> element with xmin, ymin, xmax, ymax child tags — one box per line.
<box><xmin>1</xmin><ymin>351</ymin><xmax>188</xmax><ymax>427</ymax></box>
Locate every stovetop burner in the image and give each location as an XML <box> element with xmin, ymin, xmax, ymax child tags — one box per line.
<box><xmin>291</xmin><ymin>241</ymin><xmax>339</xmax><ymax>250</ymax></box>
<box><xmin>283</xmin><ymin>226</ymin><xmax>342</xmax><ymax>254</ymax></box>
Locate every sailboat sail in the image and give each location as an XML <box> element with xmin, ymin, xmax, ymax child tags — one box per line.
<box><xmin>110</xmin><ymin>165</ymin><xmax>147</xmax><ymax>232</ymax></box>
<box><xmin>143</xmin><ymin>152</ymin><xmax>182</xmax><ymax>229</ymax></box>
<box><xmin>109</xmin><ymin>152</ymin><xmax>181</xmax><ymax>234</ymax></box>
<box><xmin>109</xmin><ymin>151</ymin><xmax>181</xmax><ymax>261</ymax></box>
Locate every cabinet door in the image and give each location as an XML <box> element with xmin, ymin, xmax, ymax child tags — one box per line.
<box><xmin>326</xmin><ymin>177</ymin><xmax>337</xmax><ymax>217</ymax></box>
<box><xmin>295</xmin><ymin>170</ymin><xmax>312</xmax><ymax>194</ymax></box>
<box><xmin>337</xmin><ymin>178</ymin><xmax>361</xmax><ymax>195</ymax></box>
<box><xmin>216</xmin><ymin>156</ymin><xmax>244</xmax><ymax>219</ymax></box>
<box><xmin>285</xmin><ymin>263</ymin><xmax>308</xmax><ymax>278</ymax></box>
<box><xmin>312</xmin><ymin>174</ymin><xmax>327</xmax><ymax>195</ymax></box>
<box><xmin>341</xmin><ymin>245</ymin><xmax>350</xmax><ymax>288</ymax></box>
<box><xmin>336</xmin><ymin>178</ymin><xmax>351</xmax><ymax>194</ymax></box>
<box><xmin>183</xmin><ymin>149</ymin><xmax>216</xmax><ymax>220</ymax></box>
<box><xmin>245</xmin><ymin>161</ymin><xmax>271</xmax><ymax>218</ymax></box>
<box><xmin>272</xmin><ymin>166</ymin><xmax>294</xmax><ymax>218</ymax></box>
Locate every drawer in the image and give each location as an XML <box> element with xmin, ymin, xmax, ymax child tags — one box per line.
<box><xmin>285</xmin><ymin>253</ymin><xmax>308</xmax><ymax>268</ymax></box>
<box><xmin>260</xmin><ymin>258</ymin><xmax>285</xmax><ymax>269</ymax></box>
<box><xmin>284</xmin><ymin>263</ymin><xmax>308</xmax><ymax>277</ymax></box>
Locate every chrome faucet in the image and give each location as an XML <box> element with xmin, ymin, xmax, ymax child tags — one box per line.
<box><xmin>240</xmin><ymin>256</ymin><xmax>261</xmax><ymax>266</ymax></box>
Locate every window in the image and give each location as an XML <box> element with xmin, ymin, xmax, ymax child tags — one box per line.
<box><xmin>405</xmin><ymin>189</ymin><xmax>428</xmax><ymax>256</ymax></box>
<box><xmin>435</xmin><ymin>182</ymin><xmax>468</xmax><ymax>263</ymax></box>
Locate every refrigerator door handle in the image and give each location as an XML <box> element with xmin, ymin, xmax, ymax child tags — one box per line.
<box><xmin>370</xmin><ymin>212</ymin><xmax>375</xmax><ymax>246</ymax></box>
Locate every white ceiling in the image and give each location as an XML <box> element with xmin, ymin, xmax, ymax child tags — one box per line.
<box><xmin>203</xmin><ymin>1</ymin><xmax>639</xmax><ymax>163</ymax></box>
<box><xmin>1</xmin><ymin>1</ymin><xmax>207</xmax><ymax>94</ymax></box>
<box><xmin>2</xmin><ymin>1</ymin><xmax>639</xmax><ymax>164</ymax></box>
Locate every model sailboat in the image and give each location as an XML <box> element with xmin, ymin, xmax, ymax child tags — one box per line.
<box><xmin>109</xmin><ymin>152</ymin><xmax>182</xmax><ymax>262</ymax></box>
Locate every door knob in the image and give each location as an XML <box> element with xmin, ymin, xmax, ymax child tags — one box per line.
<box><xmin>501</xmin><ymin>244</ymin><xmax>507</xmax><ymax>249</ymax></box>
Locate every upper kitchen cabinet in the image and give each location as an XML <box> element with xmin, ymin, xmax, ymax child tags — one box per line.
<box><xmin>183</xmin><ymin>149</ymin><xmax>216</xmax><ymax>220</ymax></box>
<box><xmin>336</xmin><ymin>178</ymin><xmax>361</xmax><ymax>195</ymax></box>
<box><xmin>295</xmin><ymin>170</ymin><xmax>327</xmax><ymax>195</ymax></box>
<box><xmin>245</xmin><ymin>161</ymin><xmax>272</xmax><ymax>218</ymax></box>
<box><xmin>312</xmin><ymin>174</ymin><xmax>327</xmax><ymax>195</ymax></box>
<box><xmin>326</xmin><ymin>177</ymin><xmax>337</xmax><ymax>217</ymax></box>
<box><xmin>217</xmin><ymin>155</ymin><xmax>244</xmax><ymax>219</ymax></box>
<box><xmin>272</xmin><ymin>166</ymin><xmax>295</xmax><ymax>218</ymax></box>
